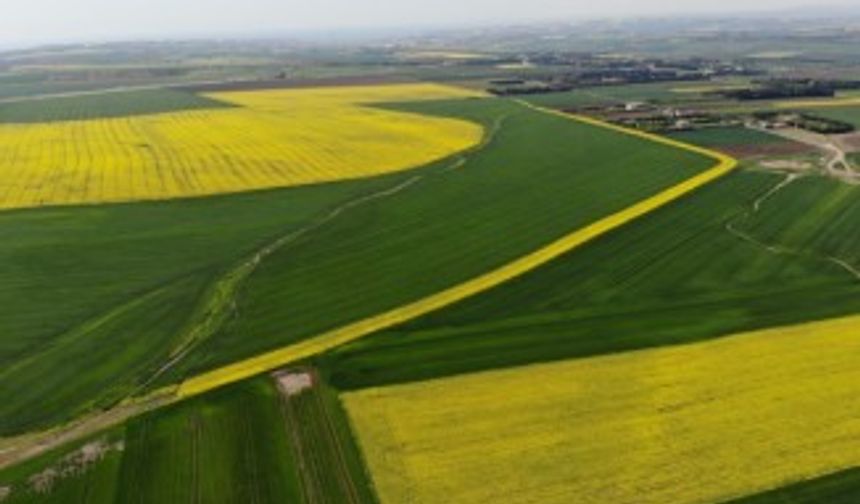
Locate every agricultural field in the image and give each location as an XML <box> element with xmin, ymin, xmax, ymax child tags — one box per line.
<box><xmin>0</xmin><ymin>375</ymin><xmax>373</xmax><ymax>503</ymax></box>
<box><xmin>0</xmin><ymin>429</ymin><xmax>126</xmax><ymax>504</ymax></box>
<box><xmin>804</xmin><ymin>106</ymin><xmax>860</xmax><ymax>128</ymax></box>
<box><xmin>728</xmin><ymin>468</ymin><xmax>860</xmax><ymax>503</ymax></box>
<box><xmin>0</xmin><ymin>89</ymin><xmax>234</xmax><ymax>123</ymax></box>
<box><xmin>0</xmin><ymin>171</ymin><xmax>413</xmax><ymax>434</ymax></box>
<box><xmin>0</xmin><ymin>86</ymin><xmax>720</xmax><ymax>438</ymax></box>
<box><xmin>738</xmin><ymin>176</ymin><xmax>860</xmax><ymax>269</ymax></box>
<box><xmin>666</xmin><ymin>127</ymin><xmax>812</xmax><ymax>158</ymax></box>
<box><xmin>776</xmin><ymin>97</ymin><xmax>860</xmax><ymax>111</ymax></box>
<box><xmin>519</xmin><ymin>81</ymin><xmax>707</xmax><ymax>109</ymax></box>
<box><xmin>667</xmin><ymin>127</ymin><xmax>782</xmax><ymax>148</ymax></box>
<box><xmin>0</xmin><ymin>84</ymin><xmax>482</xmax><ymax>210</ymax></box>
<box><xmin>115</xmin><ymin>378</ymin><xmax>303</xmax><ymax>504</ymax></box>
<box><xmin>5</xmin><ymin>25</ymin><xmax>860</xmax><ymax>504</ymax></box>
<box><xmin>320</xmin><ymin>169</ymin><xmax>860</xmax><ymax>389</ymax></box>
<box><xmin>158</xmin><ymin>97</ymin><xmax>719</xmax><ymax>386</ymax></box>
<box><xmin>344</xmin><ymin>314</ymin><xmax>860</xmax><ymax>504</ymax></box>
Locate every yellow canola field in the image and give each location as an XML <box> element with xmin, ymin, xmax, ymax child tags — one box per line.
<box><xmin>345</xmin><ymin>314</ymin><xmax>860</xmax><ymax>504</ymax></box>
<box><xmin>0</xmin><ymin>84</ymin><xmax>483</xmax><ymax>210</ymax></box>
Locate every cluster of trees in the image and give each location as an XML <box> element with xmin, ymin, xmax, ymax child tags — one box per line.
<box><xmin>721</xmin><ymin>79</ymin><xmax>860</xmax><ymax>101</ymax></box>
<box><xmin>722</xmin><ymin>79</ymin><xmax>835</xmax><ymax>100</ymax></box>
<box><xmin>753</xmin><ymin>111</ymin><xmax>855</xmax><ymax>134</ymax></box>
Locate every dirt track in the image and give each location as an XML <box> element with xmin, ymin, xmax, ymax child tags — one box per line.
<box><xmin>763</xmin><ymin>127</ymin><xmax>860</xmax><ymax>184</ymax></box>
<box><xmin>0</xmin><ymin>389</ymin><xmax>174</xmax><ymax>469</ymax></box>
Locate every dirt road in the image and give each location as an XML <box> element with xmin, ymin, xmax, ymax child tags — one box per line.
<box><xmin>763</xmin><ymin>127</ymin><xmax>860</xmax><ymax>184</ymax></box>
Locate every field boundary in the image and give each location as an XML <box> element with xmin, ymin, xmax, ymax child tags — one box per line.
<box><xmin>176</xmin><ymin>100</ymin><xmax>738</xmax><ymax>397</ymax></box>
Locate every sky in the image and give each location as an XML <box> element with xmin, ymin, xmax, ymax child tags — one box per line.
<box><xmin>1</xmin><ymin>0</ymin><xmax>858</xmax><ymax>47</ymax></box>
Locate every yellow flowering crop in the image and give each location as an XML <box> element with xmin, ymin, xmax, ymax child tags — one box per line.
<box><xmin>0</xmin><ymin>84</ymin><xmax>483</xmax><ymax>211</ymax></box>
<box><xmin>345</xmin><ymin>314</ymin><xmax>860</xmax><ymax>504</ymax></box>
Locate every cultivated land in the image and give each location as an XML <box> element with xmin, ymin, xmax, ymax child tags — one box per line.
<box><xmin>0</xmin><ymin>89</ymin><xmax>722</xmax><ymax>438</ymax></box>
<box><xmin>806</xmin><ymin>107</ymin><xmax>860</xmax><ymax>128</ymax></box>
<box><xmin>115</xmin><ymin>378</ymin><xmax>304</xmax><ymax>504</ymax></box>
<box><xmin>0</xmin><ymin>374</ymin><xmax>375</xmax><ymax>504</ymax></box>
<box><xmin>345</xmin><ymin>314</ymin><xmax>860</xmax><ymax>504</ymax></box>
<box><xmin>322</xmin><ymin>171</ymin><xmax>860</xmax><ymax>390</ymax></box>
<box><xmin>5</xmin><ymin>49</ymin><xmax>860</xmax><ymax>502</ymax></box>
<box><xmin>0</xmin><ymin>89</ymin><xmax>234</xmax><ymax>123</ymax></box>
<box><xmin>668</xmin><ymin>127</ymin><xmax>785</xmax><ymax>148</ymax></box>
<box><xmin>518</xmin><ymin>81</ymin><xmax>704</xmax><ymax>108</ymax></box>
<box><xmin>0</xmin><ymin>84</ymin><xmax>482</xmax><ymax>210</ymax></box>
<box><xmin>667</xmin><ymin>127</ymin><xmax>813</xmax><ymax>158</ymax></box>
<box><xmin>727</xmin><ymin>468</ymin><xmax>860</xmax><ymax>503</ymax></box>
<box><xmin>167</xmin><ymin>98</ymin><xmax>726</xmax><ymax>393</ymax></box>
<box><xmin>0</xmin><ymin>172</ymin><xmax>412</xmax><ymax>434</ymax></box>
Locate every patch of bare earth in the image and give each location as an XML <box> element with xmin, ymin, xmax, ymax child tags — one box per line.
<box><xmin>834</xmin><ymin>132</ymin><xmax>860</xmax><ymax>153</ymax></box>
<box><xmin>273</xmin><ymin>369</ymin><xmax>314</xmax><ymax>397</ymax></box>
<box><xmin>759</xmin><ymin>159</ymin><xmax>816</xmax><ymax>172</ymax></box>
<box><xmin>757</xmin><ymin>127</ymin><xmax>860</xmax><ymax>183</ymax></box>
<box><xmin>9</xmin><ymin>438</ymin><xmax>124</xmax><ymax>499</ymax></box>
<box><xmin>271</xmin><ymin>368</ymin><xmax>362</xmax><ymax>504</ymax></box>
<box><xmin>723</xmin><ymin>141</ymin><xmax>814</xmax><ymax>159</ymax></box>
<box><xmin>0</xmin><ymin>389</ymin><xmax>174</xmax><ymax>471</ymax></box>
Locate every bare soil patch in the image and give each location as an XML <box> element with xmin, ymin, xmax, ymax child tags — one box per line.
<box><xmin>0</xmin><ymin>389</ymin><xmax>173</xmax><ymax>470</ymax></box>
<box><xmin>759</xmin><ymin>159</ymin><xmax>816</xmax><ymax>172</ymax></box>
<box><xmin>834</xmin><ymin>132</ymin><xmax>860</xmax><ymax>152</ymax></box>
<box><xmin>13</xmin><ymin>438</ymin><xmax>124</xmax><ymax>498</ymax></box>
<box><xmin>722</xmin><ymin>141</ymin><xmax>814</xmax><ymax>158</ymax></box>
<box><xmin>273</xmin><ymin>369</ymin><xmax>315</xmax><ymax>397</ymax></box>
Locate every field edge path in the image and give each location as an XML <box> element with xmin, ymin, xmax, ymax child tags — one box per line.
<box><xmin>177</xmin><ymin>102</ymin><xmax>739</xmax><ymax>398</ymax></box>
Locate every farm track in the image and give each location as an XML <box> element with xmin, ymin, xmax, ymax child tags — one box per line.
<box><xmin>762</xmin><ymin>127</ymin><xmax>860</xmax><ymax>184</ymax></box>
<box><xmin>1</xmin><ymin>100</ymin><xmax>737</xmax><ymax>469</ymax></box>
<box><xmin>0</xmin><ymin>387</ymin><xmax>173</xmax><ymax>469</ymax></box>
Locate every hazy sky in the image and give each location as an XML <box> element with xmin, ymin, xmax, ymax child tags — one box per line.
<box><xmin>2</xmin><ymin>0</ymin><xmax>857</xmax><ymax>46</ymax></box>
